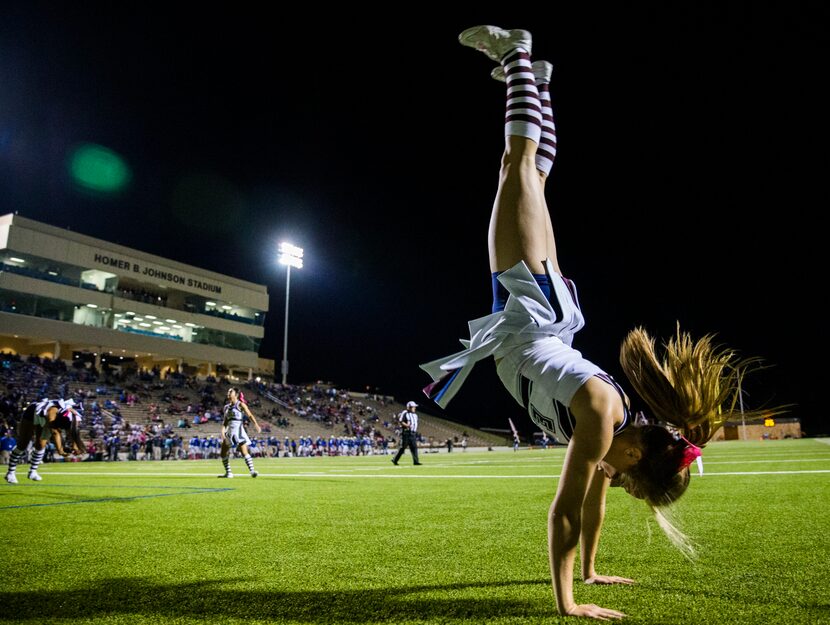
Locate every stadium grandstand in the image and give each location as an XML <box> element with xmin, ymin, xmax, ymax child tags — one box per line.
<box><xmin>0</xmin><ymin>213</ymin><xmax>506</xmax><ymax>460</ymax></box>
<box><xmin>0</xmin><ymin>212</ymin><xmax>270</xmax><ymax>380</ymax></box>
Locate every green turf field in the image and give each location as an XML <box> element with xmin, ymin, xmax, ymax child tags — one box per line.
<box><xmin>2</xmin><ymin>439</ymin><xmax>829</xmax><ymax>624</ymax></box>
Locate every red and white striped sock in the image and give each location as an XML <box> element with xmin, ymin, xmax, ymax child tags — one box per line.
<box><xmin>536</xmin><ymin>79</ymin><xmax>557</xmax><ymax>175</ymax></box>
<box><xmin>502</xmin><ymin>49</ymin><xmax>541</xmax><ymax>144</ymax></box>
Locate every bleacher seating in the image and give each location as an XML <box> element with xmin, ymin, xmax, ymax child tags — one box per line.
<box><xmin>0</xmin><ymin>353</ymin><xmax>506</xmax><ymax>459</ymax></box>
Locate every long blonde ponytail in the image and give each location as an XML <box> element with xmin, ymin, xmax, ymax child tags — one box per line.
<box><xmin>619</xmin><ymin>324</ymin><xmax>776</xmax><ymax>446</ymax></box>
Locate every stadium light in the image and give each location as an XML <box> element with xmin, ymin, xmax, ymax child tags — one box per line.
<box><xmin>278</xmin><ymin>242</ymin><xmax>303</xmax><ymax>385</ymax></box>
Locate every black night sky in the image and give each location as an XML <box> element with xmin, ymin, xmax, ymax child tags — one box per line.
<box><xmin>1</xmin><ymin>4</ymin><xmax>827</xmax><ymax>436</ymax></box>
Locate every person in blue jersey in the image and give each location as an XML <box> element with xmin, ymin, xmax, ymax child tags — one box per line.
<box><xmin>218</xmin><ymin>388</ymin><xmax>261</xmax><ymax>478</ymax></box>
<box><xmin>0</xmin><ymin>430</ymin><xmax>16</xmax><ymax>465</ymax></box>
<box><xmin>5</xmin><ymin>398</ymin><xmax>85</xmax><ymax>484</ymax></box>
<box><xmin>420</xmin><ymin>25</ymin><xmax>777</xmax><ymax>621</ymax></box>
<box><xmin>188</xmin><ymin>434</ymin><xmax>201</xmax><ymax>459</ymax></box>
<box><xmin>198</xmin><ymin>436</ymin><xmax>209</xmax><ymax>459</ymax></box>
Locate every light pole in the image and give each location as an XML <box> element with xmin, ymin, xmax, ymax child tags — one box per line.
<box><xmin>278</xmin><ymin>242</ymin><xmax>303</xmax><ymax>385</ymax></box>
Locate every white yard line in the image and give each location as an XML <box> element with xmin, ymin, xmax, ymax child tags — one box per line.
<box><xmin>38</xmin><ymin>469</ymin><xmax>830</xmax><ymax>479</ymax></box>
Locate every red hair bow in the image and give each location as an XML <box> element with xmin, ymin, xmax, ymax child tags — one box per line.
<box><xmin>678</xmin><ymin>436</ymin><xmax>702</xmax><ymax>470</ymax></box>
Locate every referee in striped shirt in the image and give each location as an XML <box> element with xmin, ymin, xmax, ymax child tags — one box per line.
<box><xmin>392</xmin><ymin>401</ymin><xmax>422</xmax><ymax>465</ymax></box>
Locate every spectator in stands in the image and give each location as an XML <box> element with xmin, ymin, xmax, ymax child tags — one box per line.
<box><xmin>130</xmin><ymin>438</ymin><xmax>140</xmax><ymax>461</ymax></box>
<box><xmin>218</xmin><ymin>388</ymin><xmax>261</xmax><ymax>478</ymax></box>
<box><xmin>84</xmin><ymin>439</ymin><xmax>100</xmax><ymax>461</ymax></box>
<box><xmin>391</xmin><ymin>401</ymin><xmax>421</xmax><ymax>466</ymax></box>
<box><xmin>107</xmin><ymin>433</ymin><xmax>121</xmax><ymax>461</ymax></box>
<box><xmin>4</xmin><ymin>399</ymin><xmax>85</xmax><ymax>483</ymax></box>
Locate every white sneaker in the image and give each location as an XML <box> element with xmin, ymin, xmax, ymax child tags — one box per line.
<box><xmin>250</xmin><ymin>471</ymin><xmax>258</xmax><ymax>478</ymax></box>
<box><xmin>28</xmin><ymin>471</ymin><xmax>42</xmax><ymax>481</ymax></box>
<box><xmin>458</xmin><ymin>25</ymin><xmax>532</xmax><ymax>63</ymax></box>
<box><xmin>218</xmin><ymin>473</ymin><xmax>234</xmax><ymax>478</ymax></box>
<box><xmin>491</xmin><ymin>60</ymin><xmax>553</xmax><ymax>83</ymax></box>
<box><xmin>5</xmin><ymin>472</ymin><xmax>17</xmax><ymax>485</ymax></box>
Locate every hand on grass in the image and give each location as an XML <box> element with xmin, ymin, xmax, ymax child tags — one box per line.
<box><xmin>584</xmin><ymin>574</ymin><xmax>635</xmax><ymax>586</ymax></box>
<box><xmin>566</xmin><ymin>603</ymin><xmax>626</xmax><ymax>620</ymax></box>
